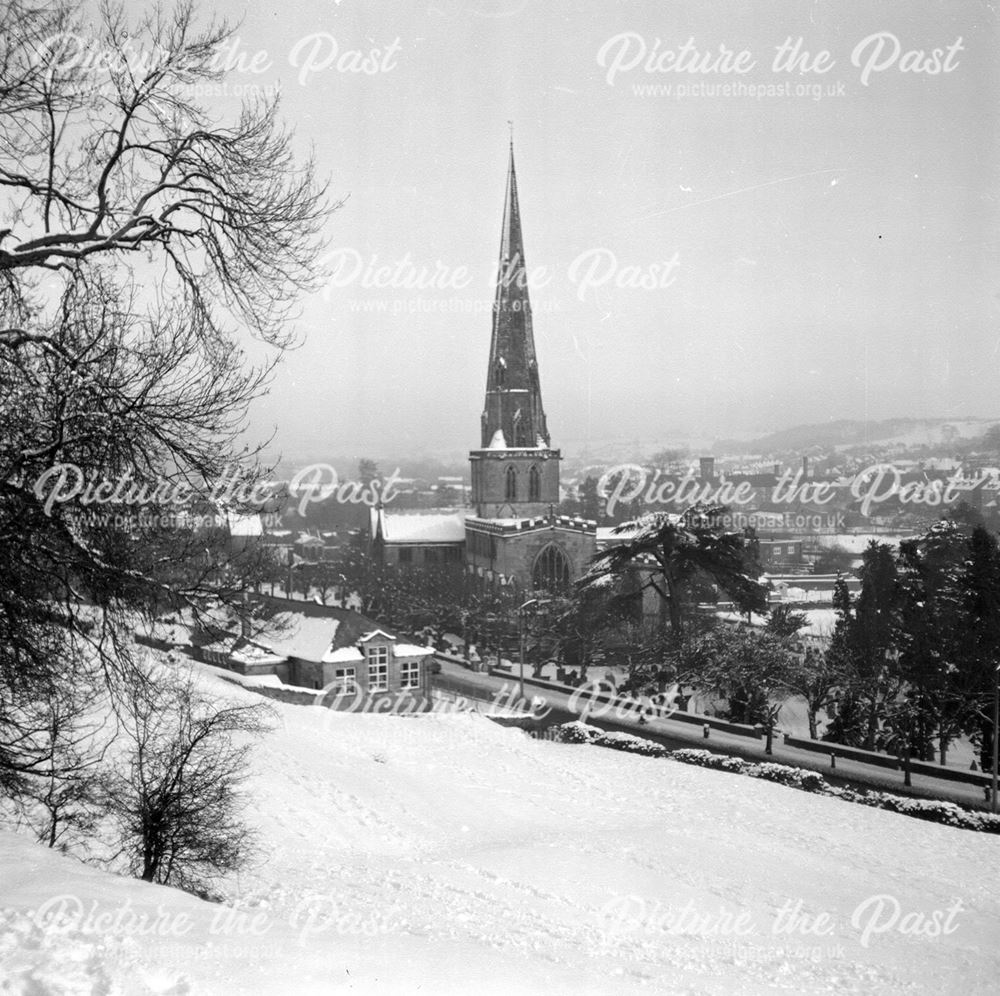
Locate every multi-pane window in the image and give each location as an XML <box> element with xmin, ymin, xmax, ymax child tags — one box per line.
<box><xmin>400</xmin><ymin>660</ymin><xmax>421</xmax><ymax>690</ymax></box>
<box><xmin>367</xmin><ymin>646</ymin><xmax>389</xmax><ymax>691</ymax></box>
<box><xmin>332</xmin><ymin>667</ymin><xmax>357</xmax><ymax>695</ymax></box>
<box><xmin>533</xmin><ymin>544</ymin><xmax>571</xmax><ymax>589</ymax></box>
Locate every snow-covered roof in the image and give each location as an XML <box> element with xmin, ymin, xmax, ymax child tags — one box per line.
<box><xmin>378</xmin><ymin>511</ymin><xmax>466</xmax><ymax>544</ymax></box>
<box><xmin>322</xmin><ymin>646</ymin><xmax>364</xmax><ymax>664</ymax></box>
<box><xmin>260</xmin><ymin>607</ymin><xmax>385</xmax><ymax>662</ymax></box>
<box><xmin>200</xmin><ymin>637</ymin><xmax>234</xmax><ymax>656</ymax></box>
<box><xmin>296</xmin><ymin>533</ymin><xmax>325</xmax><ymax>547</ymax></box>
<box><xmin>596</xmin><ymin>524</ymin><xmax>643</xmax><ymax>546</ymax></box>
<box><xmin>811</xmin><ymin>533</ymin><xmax>913</xmax><ymax>553</ymax></box>
<box><xmin>488</xmin><ymin>429</ymin><xmax>507</xmax><ymax>449</ymax></box>
<box><xmin>716</xmin><ymin>607</ymin><xmax>839</xmax><ymax>637</ymax></box>
<box><xmin>393</xmin><ymin>644</ymin><xmax>436</xmax><ymax>658</ymax></box>
<box><xmin>226</xmin><ymin>511</ymin><xmax>263</xmax><ymax>537</ymax></box>
<box><xmin>230</xmin><ymin>641</ymin><xmax>286</xmax><ymax>667</ymax></box>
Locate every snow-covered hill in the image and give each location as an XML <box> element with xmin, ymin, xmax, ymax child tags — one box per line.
<box><xmin>3</xmin><ymin>666</ymin><xmax>999</xmax><ymax>994</ymax></box>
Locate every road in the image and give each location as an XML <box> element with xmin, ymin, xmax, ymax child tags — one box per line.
<box><xmin>432</xmin><ymin>656</ymin><xmax>993</xmax><ymax>811</ymax></box>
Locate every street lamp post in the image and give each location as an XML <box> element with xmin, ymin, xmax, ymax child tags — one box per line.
<box><xmin>518</xmin><ymin>598</ymin><xmax>538</xmax><ymax>705</ymax></box>
<box><xmin>518</xmin><ymin>597</ymin><xmax>551</xmax><ymax>707</ymax></box>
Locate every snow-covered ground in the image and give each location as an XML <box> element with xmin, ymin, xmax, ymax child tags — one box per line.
<box><xmin>3</xmin><ymin>665</ymin><xmax>999</xmax><ymax>994</ymax></box>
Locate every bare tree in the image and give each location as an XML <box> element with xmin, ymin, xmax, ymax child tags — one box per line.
<box><xmin>108</xmin><ymin>666</ymin><xmax>273</xmax><ymax>895</ymax></box>
<box><xmin>3</xmin><ymin>666</ymin><xmax>112</xmax><ymax>850</ymax></box>
<box><xmin>0</xmin><ymin>0</ymin><xmax>333</xmax><ymax>776</ymax></box>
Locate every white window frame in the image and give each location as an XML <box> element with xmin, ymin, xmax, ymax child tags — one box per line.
<box><xmin>367</xmin><ymin>646</ymin><xmax>389</xmax><ymax>691</ymax></box>
<box><xmin>333</xmin><ymin>666</ymin><xmax>357</xmax><ymax>695</ymax></box>
<box><xmin>400</xmin><ymin>660</ymin><xmax>421</xmax><ymax>690</ymax></box>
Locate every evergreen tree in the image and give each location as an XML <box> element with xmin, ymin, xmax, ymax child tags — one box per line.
<box><xmin>853</xmin><ymin>542</ymin><xmax>904</xmax><ymax>750</ymax></box>
<box><xmin>960</xmin><ymin>526</ymin><xmax>1000</xmax><ymax>770</ymax></box>
<box><xmin>678</xmin><ymin>626</ymin><xmax>796</xmax><ymax>727</ymax></box>
<box><xmin>579</xmin><ymin>504</ymin><xmax>768</xmax><ymax>638</ymax></box>
<box><xmin>822</xmin><ymin>576</ymin><xmax>867</xmax><ymax>746</ymax></box>
<box><xmin>766</xmin><ymin>604</ymin><xmax>808</xmax><ymax>639</ymax></box>
<box><xmin>896</xmin><ymin>522</ymin><xmax>970</xmax><ymax>761</ymax></box>
<box><xmin>822</xmin><ymin>547</ymin><xmax>903</xmax><ymax>749</ymax></box>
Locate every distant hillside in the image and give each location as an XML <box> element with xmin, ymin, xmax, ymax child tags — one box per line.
<box><xmin>714</xmin><ymin>417</ymin><xmax>997</xmax><ymax>456</ymax></box>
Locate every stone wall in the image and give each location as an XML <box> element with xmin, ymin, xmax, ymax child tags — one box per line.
<box><xmin>466</xmin><ymin>522</ymin><xmax>596</xmax><ymax>586</ymax></box>
<box><xmin>470</xmin><ymin>447</ymin><xmax>560</xmax><ymax>517</ymax></box>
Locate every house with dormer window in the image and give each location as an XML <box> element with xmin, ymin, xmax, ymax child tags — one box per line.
<box><xmin>258</xmin><ymin>598</ymin><xmax>433</xmax><ymax>709</ymax></box>
<box><xmin>181</xmin><ymin>595</ymin><xmax>433</xmax><ymax>709</ymax></box>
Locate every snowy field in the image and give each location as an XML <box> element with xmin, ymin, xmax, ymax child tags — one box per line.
<box><xmin>2</xmin><ymin>665</ymin><xmax>999</xmax><ymax>994</ymax></box>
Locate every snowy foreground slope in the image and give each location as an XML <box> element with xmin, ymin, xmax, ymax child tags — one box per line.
<box><xmin>3</xmin><ymin>668</ymin><xmax>1000</xmax><ymax>995</ymax></box>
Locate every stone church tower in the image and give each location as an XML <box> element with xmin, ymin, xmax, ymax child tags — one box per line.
<box><xmin>465</xmin><ymin>142</ymin><xmax>596</xmax><ymax>590</ymax></box>
<box><xmin>470</xmin><ymin>142</ymin><xmax>561</xmax><ymax>519</ymax></box>
<box><xmin>373</xmin><ymin>140</ymin><xmax>597</xmax><ymax>588</ymax></box>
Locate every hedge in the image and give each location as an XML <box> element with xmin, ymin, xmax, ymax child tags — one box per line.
<box><xmin>549</xmin><ymin>722</ymin><xmax>1000</xmax><ymax>834</ymax></box>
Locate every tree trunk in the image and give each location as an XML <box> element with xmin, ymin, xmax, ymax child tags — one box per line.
<box><xmin>807</xmin><ymin>707</ymin><xmax>818</xmax><ymax>740</ymax></box>
<box><xmin>981</xmin><ymin>714</ymin><xmax>995</xmax><ymax>772</ymax></box>
<box><xmin>664</xmin><ymin>567</ymin><xmax>683</xmax><ymax>637</ymax></box>
<box><xmin>863</xmin><ymin>678</ymin><xmax>881</xmax><ymax>751</ymax></box>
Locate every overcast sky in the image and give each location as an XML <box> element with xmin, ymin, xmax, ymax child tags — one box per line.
<box><xmin>200</xmin><ymin>0</ymin><xmax>997</xmax><ymax>463</ymax></box>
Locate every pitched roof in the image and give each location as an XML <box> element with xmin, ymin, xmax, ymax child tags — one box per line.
<box><xmin>376</xmin><ymin>509</ymin><xmax>466</xmax><ymax>544</ymax></box>
<box><xmin>248</xmin><ymin>594</ymin><xmax>445</xmax><ymax>664</ymax></box>
<box><xmin>258</xmin><ymin>604</ymin><xmax>388</xmax><ymax>662</ymax></box>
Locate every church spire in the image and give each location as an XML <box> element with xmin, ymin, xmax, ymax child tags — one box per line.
<box><xmin>481</xmin><ymin>138</ymin><xmax>550</xmax><ymax>449</ymax></box>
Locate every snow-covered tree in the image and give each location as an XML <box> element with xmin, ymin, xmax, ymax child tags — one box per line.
<box><xmin>0</xmin><ymin>0</ymin><xmax>331</xmax><ymax>787</ymax></box>
<box><xmin>109</xmin><ymin>668</ymin><xmax>272</xmax><ymax>895</ymax></box>
<box><xmin>579</xmin><ymin>504</ymin><xmax>768</xmax><ymax>637</ymax></box>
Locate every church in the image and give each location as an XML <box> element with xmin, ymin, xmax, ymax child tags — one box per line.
<box><xmin>371</xmin><ymin>142</ymin><xmax>598</xmax><ymax>590</ymax></box>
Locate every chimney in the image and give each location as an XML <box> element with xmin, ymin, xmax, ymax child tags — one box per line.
<box><xmin>773</xmin><ymin>463</ymin><xmax>781</xmax><ymax>477</ymax></box>
<box><xmin>802</xmin><ymin>456</ymin><xmax>810</xmax><ymax>479</ymax></box>
<box><xmin>699</xmin><ymin>456</ymin><xmax>715</xmax><ymax>481</ymax></box>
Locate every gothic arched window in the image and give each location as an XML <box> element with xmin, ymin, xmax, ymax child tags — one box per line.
<box><xmin>512</xmin><ymin>409</ymin><xmax>527</xmax><ymax>448</ymax></box>
<box><xmin>528</xmin><ymin>464</ymin><xmax>541</xmax><ymax>501</ymax></box>
<box><xmin>533</xmin><ymin>544</ymin><xmax>571</xmax><ymax>590</ymax></box>
<box><xmin>505</xmin><ymin>465</ymin><xmax>517</xmax><ymax>501</ymax></box>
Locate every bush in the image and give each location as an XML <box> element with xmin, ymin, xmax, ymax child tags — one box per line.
<box><xmin>748</xmin><ymin>762</ymin><xmax>826</xmax><ymax>793</ymax></box>
<box><xmin>553</xmin><ymin>721</ymin><xmax>602</xmax><ymax>744</ymax></box>
<box><xmin>552</xmin><ymin>721</ymin><xmax>1000</xmax><ymax>834</ymax></box>
<box><xmin>592</xmin><ymin>731</ymin><xmax>672</xmax><ymax>758</ymax></box>
<box><xmin>669</xmin><ymin>749</ymin><xmax>749</xmax><ymax>774</ymax></box>
<box><xmin>846</xmin><ymin>791</ymin><xmax>1000</xmax><ymax>834</ymax></box>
